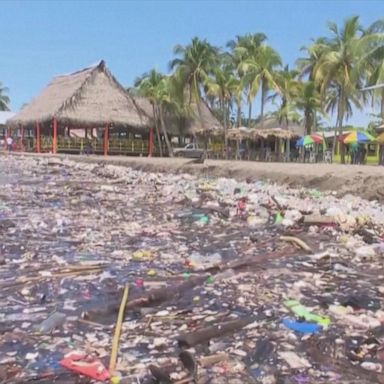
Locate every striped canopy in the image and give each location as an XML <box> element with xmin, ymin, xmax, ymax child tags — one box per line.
<box><xmin>296</xmin><ymin>134</ymin><xmax>324</xmax><ymax>147</ymax></box>
<box><xmin>343</xmin><ymin>131</ymin><xmax>375</xmax><ymax>144</ymax></box>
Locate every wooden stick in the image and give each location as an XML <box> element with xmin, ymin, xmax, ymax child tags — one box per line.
<box><xmin>280</xmin><ymin>235</ymin><xmax>312</xmax><ymax>253</ymax></box>
<box><xmin>199</xmin><ymin>352</ymin><xmax>228</xmax><ymax>367</ymax></box>
<box><xmin>303</xmin><ymin>215</ymin><xmax>336</xmax><ymax>225</ymax></box>
<box><xmin>174</xmin><ymin>377</ymin><xmax>193</xmax><ymax>384</ymax></box>
<box><xmin>77</xmin><ymin>318</ymin><xmax>109</xmax><ymax>329</ymax></box>
<box><xmin>109</xmin><ymin>285</ymin><xmax>129</xmax><ymax>372</ymax></box>
<box><xmin>177</xmin><ymin>317</ymin><xmax>254</xmax><ymax>348</ymax></box>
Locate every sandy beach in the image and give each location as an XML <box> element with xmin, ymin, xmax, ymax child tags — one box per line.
<box><xmin>11</xmin><ymin>153</ymin><xmax>384</xmax><ymax>201</ymax></box>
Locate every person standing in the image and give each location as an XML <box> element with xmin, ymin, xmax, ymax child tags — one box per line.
<box><xmin>6</xmin><ymin>136</ymin><xmax>13</xmax><ymax>153</ymax></box>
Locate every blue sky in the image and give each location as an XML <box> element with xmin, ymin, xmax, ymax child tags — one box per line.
<box><xmin>0</xmin><ymin>0</ymin><xmax>382</xmax><ymax>126</ymax></box>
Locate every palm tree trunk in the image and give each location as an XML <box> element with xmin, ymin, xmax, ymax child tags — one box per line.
<box><xmin>312</xmin><ymin>111</ymin><xmax>316</xmax><ymax>134</ymax></box>
<box><xmin>332</xmin><ymin>86</ymin><xmax>344</xmax><ymax>162</ymax></box>
<box><xmin>338</xmin><ymin>88</ymin><xmax>346</xmax><ymax>164</ymax></box>
<box><xmin>193</xmin><ymin>77</ymin><xmax>207</xmax><ymax>150</ymax></box>
<box><xmin>285</xmin><ymin>117</ymin><xmax>290</xmax><ymax>161</ymax></box>
<box><xmin>221</xmin><ymin>99</ymin><xmax>227</xmax><ymax>158</ymax></box>
<box><xmin>152</xmin><ymin>104</ymin><xmax>163</xmax><ymax>157</ymax></box>
<box><xmin>158</xmin><ymin>105</ymin><xmax>173</xmax><ymax>157</ymax></box>
<box><xmin>381</xmin><ymin>88</ymin><xmax>384</xmax><ymax>121</ymax></box>
<box><xmin>236</xmin><ymin>99</ymin><xmax>242</xmax><ymax>127</ymax></box>
<box><xmin>304</xmin><ymin>109</ymin><xmax>311</xmax><ymax>135</ymax></box>
<box><xmin>260</xmin><ymin>81</ymin><xmax>266</xmax><ymax>128</ymax></box>
<box><xmin>248</xmin><ymin>101</ymin><xmax>252</xmax><ymax>128</ymax></box>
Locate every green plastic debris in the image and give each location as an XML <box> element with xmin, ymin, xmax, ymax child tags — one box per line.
<box><xmin>310</xmin><ymin>190</ymin><xmax>322</xmax><ymax>198</ymax></box>
<box><xmin>183</xmin><ymin>272</ymin><xmax>191</xmax><ymax>279</ymax></box>
<box><xmin>207</xmin><ymin>275</ymin><xmax>214</xmax><ymax>284</ymax></box>
<box><xmin>284</xmin><ymin>299</ymin><xmax>331</xmax><ymax>328</ymax></box>
<box><xmin>198</xmin><ymin>215</ymin><xmax>209</xmax><ymax>225</ymax></box>
<box><xmin>190</xmin><ymin>213</ymin><xmax>209</xmax><ymax>224</ymax></box>
<box><xmin>275</xmin><ymin>212</ymin><xmax>284</xmax><ymax>224</ymax></box>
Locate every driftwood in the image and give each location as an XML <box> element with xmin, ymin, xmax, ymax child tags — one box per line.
<box><xmin>84</xmin><ymin>275</ymin><xmax>209</xmax><ymax>320</ymax></box>
<box><xmin>199</xmin><ymin>353</ymin><xmax>228</xmax><ymax>367</ymax></box>
<box><xmin>84</xmin><ymin>247</ymin><xmax>297</xmax><ymax>322</ymax></box>
<box><xmin>303</xmin><ymin>215</ymin><xmax>336</xmax><ymax>225</ymax></box>
<box><xmin>280</xmin><ymin>236</ymin><xmax>313</xmax><ymax>253</ymax></box>
<box><xmin>200</xmin><ymin>206</ymin><xmax>230</xmax><ymax>219</ymax></box>
<box><xmin>177</xmin><ymin>317</ymin><xmax>254</xmax><ymax>348</ymax></box>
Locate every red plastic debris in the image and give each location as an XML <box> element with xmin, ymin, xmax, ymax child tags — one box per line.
<box><xmin>237</xmin><ymin>198</ymin><xmax>247</xmax><ymax>215</ymax></box>
<box><xmin>60</xmin><ymin>352</ymin><xmax>110</xmax><ymax>381</ymax></box>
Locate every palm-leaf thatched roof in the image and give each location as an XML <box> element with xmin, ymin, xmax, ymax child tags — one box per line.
<box><xmin>131</xmin><ymin>96</ymin><xmax>223</xmax><ymax>136</ymax></box>
<box><xmin>183</xmin><ymin>102</ymin><xmax>223</xmax><ymax>136</ymax></box>
<box><xmin>7</xmin><ymin>60</ymin><xmax>151</xmax><ymax>130</ymax></box>
<box><xmin>227</xmin><ymin>127</ymin><xmax>254</xmax><ymax>140</ymax></box>
<box><xmin>253</xmin><ymin>117</ymin><xmax>304</xmax><ymax>137</ymax></box>
<box><xmin>257</xmin><ymin>128</ymin><xmax>299</xmax><ymax>139</ymax></box>
<box><xmin>227</xmin><ymin>126</ymin><xmax>299</xmax><ymax>140</ymax></box>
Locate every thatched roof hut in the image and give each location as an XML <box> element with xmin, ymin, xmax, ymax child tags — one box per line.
<box><xmin>7</xmin><ymin>60</ymin><xmax>151</xmax><ymax>131</ymax></box>
<box><xmin>258</xmin><ymin>127</ymin><xmax>299</xmax><ymax>139</ymax></box>
<box><xmin>132</xmin><ymin>96</ymin><xmax>223</xmax><ymax>136</ymax></box>
<box><xmin>226</xmin><ymin>126</ymin><xmax>299</xmax><ymax>141</ymax></box>
<box><xmin>253</xmin><ymin>117</ymin><xmax>305</xmax><ymax>137</ymax></box>
<box><xmin>227</xmin><ymin>127</ymin><xmax>254</xmax><ymax>140</ymax></box>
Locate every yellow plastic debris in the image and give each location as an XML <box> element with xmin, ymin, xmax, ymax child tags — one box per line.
<box><xmin>132</xmin><ymin>250</ymin><xmax>154</xmax><ymax>261</ymax></box>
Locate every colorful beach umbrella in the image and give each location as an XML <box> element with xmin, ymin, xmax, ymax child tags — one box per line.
<box><xmin>343</xmin><ymin>131</ymin><xmax>375</xmax><ymax>144</ymax></box>
<box><xmin>296</xmin><ymin>134</ymin><xmax>324</xmax><ymax>147</ymax></box>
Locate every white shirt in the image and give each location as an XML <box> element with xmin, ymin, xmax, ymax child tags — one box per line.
<box><xmin>6</xmin><ymin>137</ymin><xmax>13</xmax><ymax>145</ymax></box>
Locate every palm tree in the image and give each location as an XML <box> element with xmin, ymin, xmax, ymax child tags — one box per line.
<box><xmin>269</xmin><ymin>66</ymin><xmax>301</xmax><ymax>132</ymax></box>
<box><xmin>134</xmin><ymin>69</ymin><xmax>165</xmax><ymax>156</ymax></box>
<box><xmin>269</xmin><ymin>66</ymin><xmax>300</xmax><ymax>159</ymax></box>
<box><xmin>296</xmin><ymin>40</ymin><xmax>330</xmax><ymax>134</ymax></box>
<box><xmin>0</xmin><ymin>83</ymin><xmax>10</xmax><ymax>111</ymax></box>
<box><xmin>313</xmin><ymin>16</ymin><xmax>383</xmax><ymax>163</ymax></box>
<box><xmin>295</xmin><ymin>81</ymin><xmax>324</xmax><ymax>134</ymax></box>
<box><xmin>134</xmin><ymin>70</ymin><xmax>175</xmax><ymax>156</ymax></box>
<box><xmin>364</xmin><ymin>19</ymin><xmax>384</xmax><ymax>122</ymax></box>
<box><xmin>170</xmin><ymin>37</ymin><xmax>220</xmax><ymax>134</ymax></box>
<box><xmin>296</xmin><ymin>38</ymin><xmax>328</xmax><ymax>81</ymax></box>
<box><xmin>205</xmin><ymin>65</ymin><xmax>238</xmax><ymax>153</ymax></box>
<box><xmin>154</xmin><ymin>77</ymin><xmax>176</xmax><ymax>156</ymax></box>
<box><xmin>227</xmin><ymin>34</ymin><xmax>267</xmax><ymax>127</ymax></box>
<box><xmin>239</xmin><ymin>44</ymin><xmax>282</xmax><ymax>127</ymax></box>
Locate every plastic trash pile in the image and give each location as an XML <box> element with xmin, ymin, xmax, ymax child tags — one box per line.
<box><xmin>0</xmin><ymin>155</ymin><xmax>384</xmax><ymax>383</ymax></box>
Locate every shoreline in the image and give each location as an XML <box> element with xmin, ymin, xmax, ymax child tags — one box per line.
<box><xmin>6</xmin><ymin>152</ymin><xmax>384</xmax><ymax>201</ymax></box>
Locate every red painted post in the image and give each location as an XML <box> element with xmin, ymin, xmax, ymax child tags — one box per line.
<box><xmin>148</xmin><ymin>127</ymin><xmax>154</xmax><ymax>157</ymax></box>
<box><xmin>36</xmin><ymin>121</ymin><xmax>41</xmax><ymax>153</ymax></box>
<box><xmin>21</xmin><ymin>125</ymin><xmax>25</xmax><ymax>151</ymax></box>
<box><xmin>53</xmin><ymin>117</ymin><xmax>58</xmax><ymax>154</ymax></box>
<box><xmin>104</xmin><ymin>124</ymin><xmax>109</xmax><ymax>156</ymax></box>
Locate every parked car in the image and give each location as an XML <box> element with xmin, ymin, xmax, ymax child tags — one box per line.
<box><xmin>173</xmin><ymin>143</ymin><xmax>209</xmax><ymax>160</ymax></box>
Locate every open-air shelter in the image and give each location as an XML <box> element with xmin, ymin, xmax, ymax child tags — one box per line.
<box><xmin>7</xmin><ymin>60</ymin><xmax>153</xmax><ymax>155</ymax></box>
<box><xmin>7</xmin><ymin>61</ymin><xmax>224</xmax><ymax>156</ymax></box>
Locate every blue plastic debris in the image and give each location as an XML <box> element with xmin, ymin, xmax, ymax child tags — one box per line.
<box><xmin>282</xmin><ymin>318</ymin><xmax>321</xmax><ymax>334</ymax></box>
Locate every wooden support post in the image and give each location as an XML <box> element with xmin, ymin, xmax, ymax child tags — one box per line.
<box><xmin>20</xmin><ymin>125</ymin><xmax>25</xmax><ymax>151</ymax></box>
<box><xmin>148</xmin><ymin>127</ymin><xmax>154</xmax><ymax>157</ymax></box>
<box><xmin>52</xmin><ymin>117</ymin><xmax>58</xmax><ymax>154</ymax></box>
<box><xmin>36</xmin><ymin>121</ymin><xmax>41</xmax><ymax>153</ymax></box>
<box><xmin>286</xmin><ymin>138</ymin><xmax>290</xmax><ymax>162</ymax></box>
<box><xmin>104</xmin><ymin>124</ymin><xmax>109</xmax><ymax>156</ymax></box>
